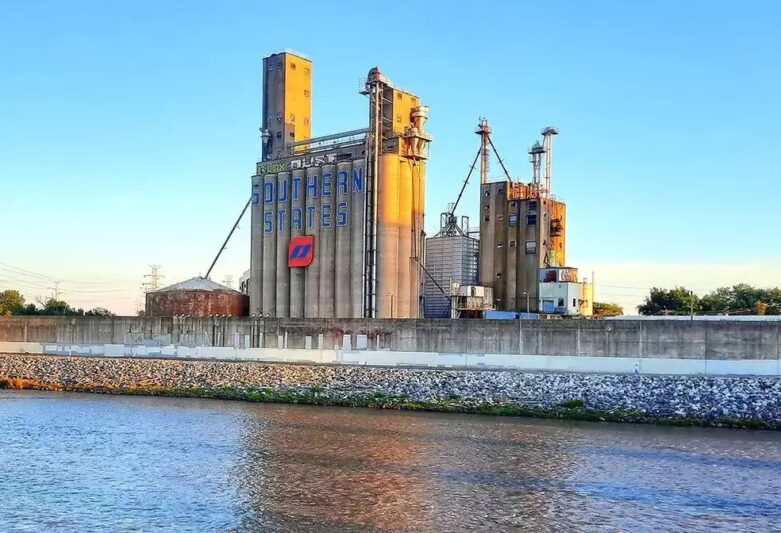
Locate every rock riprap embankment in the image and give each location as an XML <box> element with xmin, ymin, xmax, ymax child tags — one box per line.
<box><xmin>1</xmin><ymin>353</ymin><xmax>779</xmax><ymax>426</ymax></box>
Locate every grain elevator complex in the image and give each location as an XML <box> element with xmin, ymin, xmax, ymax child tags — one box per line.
<box><xmin>153</xmin><ymin>49</ymin><xmax>591</xmax><ymax>320</ymax></box>
<box><xmin>248</xmin><ymin>51</ymin><xmax>430</xmax><ymax>319</ymax></box>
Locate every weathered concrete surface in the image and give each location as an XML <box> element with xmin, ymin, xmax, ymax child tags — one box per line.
<box><xmin>0</xmin><ymin>316</ymin><xmax>779</xmax><ymax>360</ymax></box>
<box><xmin>1</xmin><ymin>353</ymin><xmax>780</xmax><ymax>423</ymax></box>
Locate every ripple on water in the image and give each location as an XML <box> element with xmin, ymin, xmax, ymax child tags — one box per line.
<box><xmin>1</xmin><ymin>390</ymin><xmax>781</xmax><ymax>532</ymax></box>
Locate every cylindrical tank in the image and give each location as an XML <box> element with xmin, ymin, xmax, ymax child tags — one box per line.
<box><xmin>146</xmin><ymin>277</ymin><xmax>248</xmax><ymax>317</ymax></box>
<box><xmin>318</xmin><ymin>164</ymin><xmax>336</xmax><ymax>318</ymax></box>
<box><xmin>334</xmin><ymin>161</ymin><xmax>352</xmax><ymax>317</ymax></box>
<box><xmin>289</xmin><ymin>168</ymin><xmax>306</xmax><ymax>318</ymax></box>
<box><xmin>376</xmin><ymin>154</ymin><xmax>399</xmax><ymax>318</ymax></box>
<box><xmin>304</xmin><ymin>166</ymin><xmax>321</xmax><ymax>318</ymax></box>
<box><xmin>396</xmin><ymin>159</ymin><xmax>413</xmax><ymax>318</ymax></box>
<box><xmin>350</xmin><ymin>159</ymin><xmax>366</xmax><ymax>318</ymax></box>
<box><xmin>261</xmin><ymin>173</ymin><xmax>277</xmax><ymax>316</ymax></box>
<box><xmin>275</xmin><ymin>171</ymin><xmax>291</xmax><ymax>317</ymax></box>
<box><xmin>249</xmin><ymin>173</ymin><xmax>263</xmax><ymax>316</ymax></box>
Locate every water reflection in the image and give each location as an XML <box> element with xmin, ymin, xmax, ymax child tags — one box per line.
<box><xmin>3</xmin><ymin>391</ymin><xmax>781</xmax><ymax>532</ymax></box>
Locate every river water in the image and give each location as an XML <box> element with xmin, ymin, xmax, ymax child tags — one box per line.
<box><xmin>1</xmin><ymin>391</ymin><xmax>780</xmax><ymax>532</ymax></box>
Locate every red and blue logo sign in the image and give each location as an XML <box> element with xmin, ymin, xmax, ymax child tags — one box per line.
<box><xmin>288</xmin><ymin>235</ymin><xmax>314</xmax><ymax>267</ymax></box>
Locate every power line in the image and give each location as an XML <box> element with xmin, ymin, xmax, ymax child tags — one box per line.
<box><xmin>0</xmin><ymin>262</ymin><xmax>119</xmax><ymax>286</ymax></box>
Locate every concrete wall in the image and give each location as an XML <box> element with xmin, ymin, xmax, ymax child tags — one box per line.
<box><xmin>0</xmin><ymin>316</ymin><xmax>779</xmax><ymax>359</ymax></box>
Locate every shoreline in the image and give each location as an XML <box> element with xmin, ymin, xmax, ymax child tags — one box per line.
<box><xmin>1</xmin><ymin>377</ymin><xmax>776</xmax><ymax>430</ymax></box>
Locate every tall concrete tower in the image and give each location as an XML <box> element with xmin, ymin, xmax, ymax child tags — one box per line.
<box><xmin>261</xmin><ymin>51</ymin><xmax>312</xmax><ymax>160</ymax></box>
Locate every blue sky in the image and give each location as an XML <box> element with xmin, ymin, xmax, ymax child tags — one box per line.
<box><xmin>1</xmin><ymin>0</ymin><xmax>779</xmax><ymax>314</ymax></box>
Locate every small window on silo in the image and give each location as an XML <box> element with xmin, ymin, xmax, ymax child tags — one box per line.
<box><xmin>573</xmin><ymin>299</ymin><xmax>577</xmax><ymax>307</ymax></box>
<box><xmin>509</xmin><ymin>214</ymin><xmax>519</xmax><ymax>226</ymax></box>
<box><xmin>304</xmin><ymin>90</ymin><xmax>310</xmax><ymax>97</ymax></box>
<box><xmin>496</xmin><ymin>242</ymin><xmax>503</xmax><ymax>248</ymax></box>
<box><xmin>529</xmin><ymin>200</ymin><xmax>538</xmax><ymax>211</ymax></box>
<box><xmin>525</xmin><ymin>241</ymin><xmax>537</xmax><ymax>254</ymax></box>
<box><xmin>290</xmin><ymin>62</ymin><xmax>297</xmax><ymax>70</ymax></box>
<box><xmin>558</xmin><ymin>298</ymin><xmax>565</xmax><ymax>307</ymax></box>
<box><xmin>527</xmin><ymin>214</ymin><xmax>537</xmax><ymax>225</ymax></box>
<box><xmin>497</xmin><ymin>272</ymin><xmax>503</xmax><ymax>278</ymax></box>
<box><xmin>509</xmin><ymin>240</ymin><xmax>517</xmax><ymax>248</ymax></box>
<box><xmin>484</xmin><ymin>216</ymin><xmax>489</xmax><ymax>222</ymax></box>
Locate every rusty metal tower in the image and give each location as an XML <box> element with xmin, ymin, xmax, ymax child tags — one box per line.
<box><xmin>541</xmin><ymin>126</ymin><xmax>559</xmax><ymax>197</ymax></box>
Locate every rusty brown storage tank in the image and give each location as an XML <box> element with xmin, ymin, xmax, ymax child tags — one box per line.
<box><xmin>145</xmin><ymin>277</ymin><xmax>249</xmax><ymax>317</ymax></box>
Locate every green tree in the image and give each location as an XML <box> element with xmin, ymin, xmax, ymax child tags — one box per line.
<box><xmin>699</xmin><ymin>284</ymin><xmax>781</xmax><ymax>315</ymax></box>
<box><xmin>85</xmin><ymin>307</ymin><xmax>115</xmax><ymax>317</ymax></box>
<box><xmin>0</xmin><ymin>290</ymin><xmax>26</xmax><ymax>315</ymax></box>
<box><xmin>638</xmin><ymin>286</ymin><xmax>697</xmax><ymax>316</ymax></box>
<box><xmin>592</xmin><ymin>302</ymin><xmax>623</xmax><ymax>318</ymax></box>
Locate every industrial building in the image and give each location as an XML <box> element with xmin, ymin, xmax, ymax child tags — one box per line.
<box><xmin>476</xmin><ymin>121</ymin><xmax>591</xmax><ymax>315</ymax></box>
<box><xmin>248</xmin><ymin>51</ymin><xmax>431</xmax><ymax>318</ymax></box>
<box><xmin>145</xmin><ymin>277</ymin><xmax>248</xmax><ymax>317</ymax></box>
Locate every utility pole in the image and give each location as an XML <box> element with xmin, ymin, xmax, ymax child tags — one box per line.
<box><xmin>47</xmin><ymin>281</ymin><xmax>62</xmax><ymax>301</ymax></box>
<box><xmin>144</xmin><ymin>265</ymin><xmax>163</xmax><ymax>292</ymax></box>
<box><xmin>690</xmin><ymin>290</ymin><xmax>695</xmax><ymax>321</ymax></box>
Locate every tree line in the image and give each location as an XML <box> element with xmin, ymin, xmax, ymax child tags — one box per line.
<box><xmin>0</xmin><ymin>289</ymin><xmax>114</xmax><ymax>317</ymax></box>
<box><xmin>638</xmin><ymin>284</ymin><xmax>780</xmax><ymax>316</ymax></box>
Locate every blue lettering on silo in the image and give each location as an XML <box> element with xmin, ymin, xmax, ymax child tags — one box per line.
<box><xmin>292</xmin><ymin>175</ymin><xmax>302</xmax><ymax>200</ymax></box>
<box><xmin>306</xmin><ymin>205</ymin><xmax>316</xmax><ymax>228</ymax></box>
<box><xmin>264</xmin><ymin>181</ymin><xmax>275</xmax><ymax>204</ymax></box>
<box><xmin>321</xmin><ymin>172</ymin><xmax>333</xmax><ymax>197</ymax></box>
<box><xmin>336</xmin><ymin>170</ymin><xmax>348</xmax><ymax>195</ymax></box>
<box><xmin>291</xmin><ymin>207</ymin><xmax>303</xmax><ymax>230</ymax></box>
<box><xmin>322</xmin><ymin>203</ymin><xmax>332</xmax><ymax>227</ymax></box>
<box><xmin>264</xmin><ymin>210</ymin><xmax>273</xmax><ymax>233</ymax></box>
<box><xmin>352</xmin><ymin>166</ymin><xmax>363</xmax><ymax>192</ymax></box>
<box><xmin>277</xmin><ymin>178</ymin><xmax>288</xmax><ymax>203</ymax></box>
<box><xmin>336</xmin><ymin>202</ymin><xmax>348</xmax><ymax>226</ymax></box>
<box><xmin>277</xmin><ymin>209</ymin><xmax>286</xmax><ymax>232</ymax></box>
<box><xmin>306</xmin><ymin>174</ymin><xmax>318</xmax><ymax>198</ymax></box>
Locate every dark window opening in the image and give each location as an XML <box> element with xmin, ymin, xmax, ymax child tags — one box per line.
<box><xmin>528</xmin><ymin>200</ymin><xmax>538</xmax><ymax>211</ymax></box>
<box><xmin>527</xmin><ymin>214</ymin><xmax>537</xmax><ymax>225</ymax></box>
<box><xmin>558</xmin><ymin>298</ymin><xmax>565</xmax><ymax>307</ymax></box>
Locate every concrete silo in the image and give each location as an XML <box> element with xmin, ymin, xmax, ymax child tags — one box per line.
<box><xmin>248</xmin><ymin>51</ymin><xmax>431</xmax><ymax>319</ymax></box>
